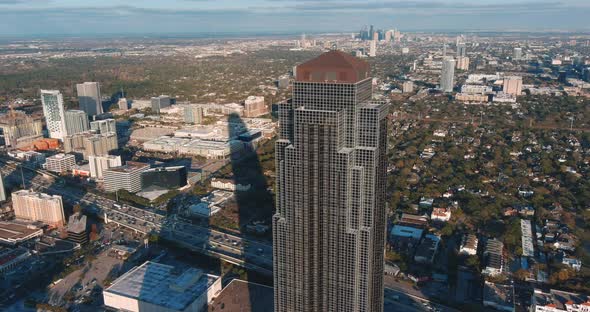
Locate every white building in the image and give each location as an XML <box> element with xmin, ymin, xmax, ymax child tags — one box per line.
<box><xmin>41</xmin><ymin>90</ymin><xmax>67</xmax><ymax>141</ymax></box>
<box><xmin>43</xmin><ymin>153</ymin><xmax>76</xmax><ymax>173</ymax></box>
<box><xmin>12</xmin><ymin>190</ymin><xmax>65</xmax><ymax>227</ymax></box>
<box><xmin>88</xmin><ymin>155</ymin><xmax>122</xmax><ymax>180</ymax></box>
<box><xmin>103</xmin><ymin>261</ymin><xmax>222</xmax><ymax>312</ymax></box>
<box><xmin>211</xmin><ymin>178</ymin><xmax>251</xmax><ymax>192</ymax></box>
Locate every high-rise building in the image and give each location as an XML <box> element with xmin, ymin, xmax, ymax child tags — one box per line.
<box><xmin>0</xmin><ymin>172</ymin><xmax>5</xmax><ymax>202</ymax></box>
<box><xmin>440</xmin><ymin>58</ymin><xmax>456</xmax><ymax>92</ymax></box>
<box><xmin>456</xmin><ymin>56</ymin><xmax>470</xmax><ymax>71</ymax></box>
<box><xmin>0</xmin><ymin>110</ymin><xmax>43</xmax><ymax>147</ymax></box>
<box><xmin>151</xmin><ymin>95</ymin><xmax>171</xmax><ymax>114</ymax></box>
<box><xmin>43</xmin><ymin>153</ymin><xmax>76</xmax><ymax>173</ymax></box>
<box><xmin>41</xmin><ymin>90</ymin><xmax>67</xmax><ymax>141</ymax></box>
<box><xmin>90</xmin><ymin>119</ymin><xmax>116</xmax><ymax>134</ymax></box>
<box><xmin>457</xmin><ymin>43</ymin><xmax>467</xmax><ymax>57</ymax></box>
<box><xmin>104</xmin><ymin>161</ymin><xmax>150</xmax><ymax>193</ymax></box>
<box><xmin>12</xmin><ymin>190</ymin><xmax>65</xmax><ymax>227</ymax></box>
<box><xmin>243</xmin><ymin>96</ymin><xmax>268</xmax><ymax>118</ymax></box>
<box><xmin>402</xmin><ymin>81</ymin><xmax>414</xmax><ymax>93</ymax></box>
<box><xmin>76</xmin><ymin>82</ymin><xmax>103</xmax><ymax>116</ymax></box>
<box><xmin>65</xmin><ymin>110</ymin><xmax>90</xmax><ymax>135</ymax></box>
<box><xmin>88</xmin><ymin>155</ymin><xmax>122</xmax><ymax>180</ymax></box>
<box><xmin>184</xmin><ymin>105</ymin><xmax>204</xmax><ymax>124</ymax></box>
<box><xmin>513</xmin><ymin>47</ymin><xmax>523</xmax><ymax>60</ymax></box>
<box><xmin>369</xmin><ymin>40</ymin><xmax>377</xmax><ymax>57</ymax></box>
<box><xmin>274</xmin><ymin>51</ymin><xmax>388</xmax><ymax>312</ymax></box>
<box><xmin>503</xmin><ymin>76</ymin><xmax>523</xmax><ymax>96</ymax></box>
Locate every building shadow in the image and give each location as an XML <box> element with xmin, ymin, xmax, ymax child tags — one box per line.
<box><xmin>226</xmin><ymin>112</ymin><xmax>274</xmax><ymax>309</ymax></box>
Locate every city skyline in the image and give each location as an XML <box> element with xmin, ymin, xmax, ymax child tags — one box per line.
<box><xmin>1</xmin><ymin>1</ymin><xmax>590</xmax><ymax>36</ymax></box>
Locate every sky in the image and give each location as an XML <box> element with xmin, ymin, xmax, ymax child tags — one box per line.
<box><xmin>0</xmin><ymin>0</ymin><xmax>589</xmax><ymax>37</ymax></box>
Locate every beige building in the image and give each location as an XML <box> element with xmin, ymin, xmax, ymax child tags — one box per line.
<box><xmin>243</xmin><ymin>96</ymin><xmax>268</xmax><ymax>118</ymax></box>
<box><xmin>88</xmin><ymin>155</ymin><xmax>122</xmax><ymax>180</ymax></box>
<box><xmin>503</xmin><ymin>76</ymin><xmax>523</xmax><ymax>96</ymax></box>
<box><xmin>456</xmin><ymin>56</ymin><xmax>470</xmax><ymax>71</ymax></box>
<box><xmin>12</xmin><ymin>190</ymin><xmax>65</xmax><ymax>227</ymax></box>
<box><xmin>43</xmin><ymin>153</ymin><xmax>76</xmax><ymax>173</ymax></box>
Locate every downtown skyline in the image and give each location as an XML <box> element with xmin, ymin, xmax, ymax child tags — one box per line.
<box><xmin>1</xmin><ymin>0</ymin><xmax>590</xmax><ymax>36</ymax></box>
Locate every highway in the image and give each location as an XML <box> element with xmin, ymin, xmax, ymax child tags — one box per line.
<box><xmin>0</xmin><ymin>156</ymin><xmax>273</xmax><ymax>275</ymax></box>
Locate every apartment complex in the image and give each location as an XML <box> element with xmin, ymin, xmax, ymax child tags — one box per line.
<box><xmin>104</xmin><ymin>161</ymin><xmax>150</xmax><ymax>193</ymax></box>
<box><xmin>12</xmin><ymin>190</ymin><xmax>65</xmax><ymax>227</ymax></box>
<box><xmin>273</xmin><ymin>51</ymin><xmax>388</xmax><ymax>312</ymax></box>
<box><xmin>88</xmin><ymin>155</ymin><xmax>122</xmax><ymax>180</ymax></box>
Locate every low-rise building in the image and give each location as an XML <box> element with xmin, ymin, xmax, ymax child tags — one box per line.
<box><xmin>459</xmin><ymin>234</ymin><xmax>478</xmax><ymax>256</ymax></box>
<box><xmin>103</xmin><ymin>261</ymin><xmax>222</xmax><ymax>312</ymax></box>
<box><xmin>483</xmin><ymin>281</ymin><xmax>515</xmax><ymax>312</ymax></box>
<box><xmin>104</xmin><ymin>162</ymin><xmax>150</xmax><ymax>193</ymax></box>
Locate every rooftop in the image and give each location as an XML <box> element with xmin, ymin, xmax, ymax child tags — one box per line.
<box><xmin>105</xmin><ymin>261</ymin><xmax>219</xmax><ymax>311</ymax></box>
<box><xmin>296</xmin><ymin>50</ymin><xmax>370</xmax><ymax>83</ymax></box>
<box><xmin>208</xmin><ymin>279</ymin><xmax>273</xmax><ymax>312</ymax></box>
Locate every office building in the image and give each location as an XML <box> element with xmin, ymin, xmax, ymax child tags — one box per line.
<box><xmin>513</xmin><ymin>47</ymin><xmax>523</xmax><ymax>60</ymax></box>
<box><xmin>402</xmin><ymin>81</ymin><xmax>414</xmax><ymax>93</ymax></box>
<box><xmin>118</xmin><ymin>98</ymin><xmax>129</xmax><ymax>111</ymax></box>
<box><xmin>88</xmin><ymin>155</ymin><xmax>122</xmax><ymax>180</ymax></box>
<box><xmin>151</xmin><ymin>95</ymin><xmax>171</xmax><ymax>114</ymax></box>
<box><xmin>0</xmin><ymin>221</ymin><xmax>43</xmax><ymax>246</ymax></box>
<box><xmin>184</xmin><ymin>105</ymin><xmax>204</xmax><ymax>124</ymax></box>
<box><xmin>456</xmin><ymin>56</ymin><xmax>470</xmax><ymax>71</ymax></box>
<box><xmin>41</xmin><ymin>90</ymin><xmax>68</xmax><ymax>141</ymax></box>
<box><xmin>90</xmin><ymin>118</ymin><xmax>116</xmax><ymax>134</ymax></box>
<box><xmin>104</xmin><ymin>161</ymin><xmax>150</xmax><ymax>193</ymax></box>
<box><xmin>503</xmin><ymin>76</ymin><xmax>523</xmax><ymax>96</ymax></box>
<box><xmin>103</xmin><ymin>261</ymin><xmax>221</xmax><ymax>312</ymax></box>
<box><xmin>0</xmin><ymin>172</ymin><xmax>5</xmax><ymax>202</ymax></box>
<box><xmin>43</xmin><ymin>153</ymin><xmax>76</xmax><ymax>173</ymax></box>
<box><xmin>273</xmin><ymin>51</ymin><xmax>388</xmax><ymax>312</ymax></box>
<box><xmin>66</xmin><ymin>212</ymin><xmax>88</xmax><ymax>245</ymax></box>
<box><xmin>141</xmin><ymin>166</ymin><xmax>187</xmax><ymax>190</ymax></box>
<box><xmin>76</xmin><ymin>82</ymin><xmax>103</xmax><ymax>116</ymax></box>
<box><xmin>65</xmin><ymin>110</ymin><xmax>90</xmax><ymax>135</ymax></box>
<box><xmin>440</xmin><ymin>58</ymin><xmax>456</xmax><ymax>92</ymax></box>
<box><xmin>0</xmin><ymin>110</ymin><xmax>43</xmax><ymax>147</ymax></box>
<box><xmin>12</xmin><ymin>190</ymin><xmax>65</xmax><ymax>227</ymax></box>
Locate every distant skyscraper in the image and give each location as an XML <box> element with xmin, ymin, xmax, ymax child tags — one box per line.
<box><xmin>65</xmin><ymin>110</ymin><xmax>90</xmax><ymax>135</ymax></box>
<box><xmin>503</xmin><ymin>76</ymin><xmax>523</xmax><ymax>96</ymax></box>
<box><xmin>274</xmin><ymin>51</ymin><xmax>388</xmax><ymax>312</ymax></box>
<box><xmin>440</xmin><ymin>58</ymin><xmax>456</xmax><ymax>92</ymax></box>
<box><xmin>513</xmin><ymin>47</ymin><xmax>523</xmax><ymax>60</ymax></box>
<box><xmin>76</xmin><ymin>82</ymin><xmax>103</xmax><ymax>116</ymax></box>
<box><xmin>0</xmin><ymin>172</ymin><xmax>5</xmax><ymax>202</ymax></box>
<box><xmin>457</xmin><ymin>43</ymin><xmax>467</xmax><ymax>57</ymax></box>
<box><xmin>369</xmin><ymin>40</ymin><xmax>377</xmax><ymax>57</ymax></box>
<box><xmin>151</xmin><ymin>95</ymin><xmax>171</xmax><ymax>114</ymax></box>
<box><xmin>40</xmin><ymin>90</ymin><xmax>67</xmax><ymax>141</ymax></box>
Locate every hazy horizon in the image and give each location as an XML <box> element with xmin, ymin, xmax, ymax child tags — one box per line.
<box><xmin>1</xmin><ymin>0</ymin><xmax>589</xmax><ymax>37</ymax></box>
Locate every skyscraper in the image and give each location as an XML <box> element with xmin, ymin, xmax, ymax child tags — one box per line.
<box><xmin>40</xmin><ymin>90</ymin><xmax>68</xmax><ymax>141</ymax></box>
<box><xmin>65</xmin><ymin>110</ymin><xmax>90</xmax><ymax>135</ymax></box>
<box><xmin>76</xmin><ymin>82</ymin><xmax>103</xmax><ymax>116</ymax></box>
<box><xmin>440</xmin><ymin>58</ymin><xmax>456</xmax><ymax>92</ymax></box>
<box><xmin>273</xmin><ymin>51</ymin><xmax>388</xmax><ymax>312</ymax></box>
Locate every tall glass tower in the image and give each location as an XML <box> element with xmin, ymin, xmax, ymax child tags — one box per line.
<box><xmin>273</xmin><ymin>51</ymin><xmax>388</xmax><ymax>312</ymax></box>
